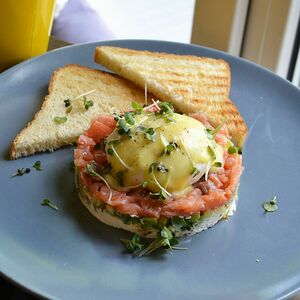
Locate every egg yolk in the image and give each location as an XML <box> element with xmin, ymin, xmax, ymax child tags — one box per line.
<box><xmin>104</xmin><ymin>112</ymin><xmax>223</xmax><ymax>195</ymax></box>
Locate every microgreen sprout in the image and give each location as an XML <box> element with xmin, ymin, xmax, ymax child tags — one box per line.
<box><xmin>11</xmin><ymin>168</ymin><xmax>31</xmax><ymax>177</ymax></box>
<box><xmin>262</xmin><ymin>196</ymin><xmax>278</xmax><ymax>212</ymax></box>
<box><xmin>86</xmin><ymin>163</ymin><xmax>112</xmax><ymax>203</ymax></box>
<box><xmin>41</xmin><ymin>199</ymin><xmax>59</xmax><ymax>211</ymax></box>
<box><xmin>33</xmin><ymin>160</ymin><xmax>42</xmax><ymax>171</ymax></box>
<box><xmin>163</xmin><ymin>141</ymin><xmax>178</xmax><ymax>155</ymax></box>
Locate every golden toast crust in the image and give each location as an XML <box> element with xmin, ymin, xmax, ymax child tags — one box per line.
<box><xmin>10</xmin><ymin>64</ymin><xmax>149</xmax><ymax>159</ymax></box>
<box><xmin>94</xmin><ymin>46</ymin><xmax>247</xmax><ymax>146</ymax></box>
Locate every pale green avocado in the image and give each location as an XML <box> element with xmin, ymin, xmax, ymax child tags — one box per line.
<box><xmin>104</xmin><ymin>112</ymin><xmax>223</xmax><ymax>194</ymax></box>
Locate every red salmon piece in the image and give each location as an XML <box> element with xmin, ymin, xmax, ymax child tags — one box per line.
<box><xmin>85</xmin><ymin>115</ymin><xmax>116</xmax><ymax>143</ymax></box>
<box><xmin>74</xmin><ymin>113</ymin><xmax>243</xmax><ymax>218</ymax></box>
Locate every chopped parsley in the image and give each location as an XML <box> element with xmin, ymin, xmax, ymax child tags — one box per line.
<box><xmin>262</xmin><ymin>196</ymin><xmax>278</xmax><ymax>212</ymax></box>
<box><xmin>41</xmin><ymin>199</ymin><xmax>59</xmax><ymax>211</ymax></box>
<box><xmin>33</xmin><ymin>160</ymin><xmax>42</xmax><ymax>171</ymax></box>
<box><xmin>11</xmin><ymin>168</ymin><xmax>31</xmax><ymax>177</ymax></box>
<box><xmin>53</xmin><ymin>116</ymin><xmax>67</xmax><ymax>124</ymax></box>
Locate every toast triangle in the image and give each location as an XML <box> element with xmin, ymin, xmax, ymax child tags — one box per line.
<box><xmin>94</xmin><ymin>46</ymin><xmax>247</xmax><ymax>146</ymax></box>
<box><xmin>10</xmin><ymin>64</ymin><xmax>147</xmax><ymax>159</ymax></box>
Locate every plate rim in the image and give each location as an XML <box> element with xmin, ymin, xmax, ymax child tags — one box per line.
<box><xmin>1</xmin><ymin>39</ymin><xmax>300</xmax><ymax>300</ymax></box>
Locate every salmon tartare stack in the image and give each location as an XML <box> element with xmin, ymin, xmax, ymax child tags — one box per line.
<box><xmin>74</xmin><ymin>101</ymin><xmax>243</xmax><ymax>254</ymax></box>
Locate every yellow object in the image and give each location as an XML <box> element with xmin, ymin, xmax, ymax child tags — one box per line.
<box><xmin>106</xmin><ymin>112</ymin><xmax>223</xmax><ymax>194</ymax></box>
<box><xmin>0</xmin><ymin>0</ymin><xmax>56</xmax><ymax>72</ymax></box>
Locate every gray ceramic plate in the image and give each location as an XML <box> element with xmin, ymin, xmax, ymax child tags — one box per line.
<box><xmin>0</xmin><ymin>40</ymin><xmax>300</xmax><ymax>300</ymax></box>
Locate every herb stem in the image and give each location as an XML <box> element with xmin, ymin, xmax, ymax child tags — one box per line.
<box><xmin>73</xmin><ymin>89</ymin><xmax>96</xmax><ymax>101</ymax></box>
<box><xmin>86</xmin><ymin>164</ymin><xmax>113</xmax><ymax>203</ymax></box>
<box><xmin>151</xmin><ymin>168</ymin><xmax>172</xmax><ymax>199</ymax></box>
<box><xmin>110</xmin><ymin>144</ymin><xmax>131</xmax><ymax>170</ymax></box>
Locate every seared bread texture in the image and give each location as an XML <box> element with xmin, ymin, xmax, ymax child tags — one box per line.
<box><xmin>94</xmin><ymin>46</ymin><xmax>247</xmax><ymax>147</ymax></box>
<box><xmin>76</xmin><ymin>167</ymin><xmax>238</xmax><ymax>238</ymax></box>
<box><xmin>10</xmin><ymin>64</ymin><xmax>147</xmax><ymax>159</ymax></box>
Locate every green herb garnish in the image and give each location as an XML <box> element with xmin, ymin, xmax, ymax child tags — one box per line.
<box><xmin>148</xmin><ymin>162</ymin><xmax>172</xmax><ymax>200</ymax></box>
<box><xmin>53</xmin><ymin>116</ymin><xmax>67</xmax><ymax>124</ymax></box>
<box><xmin>228</xmin><ymin>146</ymin><xmax>241</xmax><ymax>154</ymax></box>
<box><xmin>117</xmin><ymin>119</ymin><xmax>131</xmax><ymax>135</ymax></box>
<box><xmin>33</xmin><ymin>160</ymin><xmax>42</xmax><ymax>171</ymax></box>
<box><xmin>121</xmin><ymin>234</ymin><xmax>144</xmax><ymax>254</ymax></box>
<box><xmin>83</xmin><ymin>97</ymin><xmax>94</xmax><ymax>110</ymax></box>
<box><xmin>64</xmin><ymin>99</ymin><xmax>71</xmax><ymax>107</ymax></box>
<box><xmin>131</xmin><ymin>101</ymin><xmax>143</xmax><ymax>114</ymax></box>
<box><xmin>158</xmin><ymin>102</ymin><xmax>174</xmax><ymax>122</ymax></box>
<box><xmin>41</xmin><ymin>199</ymin><xmax>59</xmax><ymax>211</ymax></box>
<box><xmin>86</xmin><ymin>163</ymin><xmax>113</xmax><ymax>202</ymax></box>
<box><xmin>262</xmin><ymin>196</ymin><xmax>278</xmax><ymax>212</ymax></box>
<box><xmin>107</xmin><ymin>148</ymin><xmax>114</xmax><ymax>155</ymax></box>
<box><xmin>11</xmin><ymin>168</ymin><xmax>31</xmax><ymax>177</ymax></box>
<box><xmin>113</xmin><ymin>112</ymin><xmax>121</xmax><ymax>122</ymax></box>
<box><xmin>150</xmin><ymin>162</ymin><xmax>168</xmax><ymax>173</ymax></box>
<box><xmin>191</xmin><ymin>166</ymin><xmax>200</xmax><ymax>177</ymax></box>
<box><xmin>134</xmin><ymin>226</ymin><xmax>184</xmax><ymax>257</ymax></box>
<box><xmin>145</xmin><ymin>127</ymin><xmax>156</xmax><ymax>142</ymax></box>
<box><xmin>124</xmin><ymin>112</ymin><xmax>135</xmax><ymax>125</ymax></box>
<box><xmin>171</xmin><ymin>216</ymin><xmax>190</xmax><ymax>231</ymax></box>
<box><xmin>163</xmin><ymin>142</ymin><xmax>178</xmax><ymax>155</ymax></box>
<box><xmin>149</xmin><ymin>190</ymin><xmax>169</xmax><ymax>201</ymax></box>
<box><xmin>207</xmin><ymin>145</ymin><xmax>216</xmax><ymax>160</ymax></box>
<box><xmin>213</xmin><ymin>162</ymin><xmax>222</xmax><ymax>167</ymax></box>
<box><xmin>205</xmin><ymin>122</ymin><xmax>225</xmax><ymax>147</ymax></box>
<box><xmin>159</xmin><ymin>102</ymin><xmax>174</xmax><ymax>114</ymax></box>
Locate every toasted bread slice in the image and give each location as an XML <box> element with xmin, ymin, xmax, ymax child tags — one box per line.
<box><xmin>10</xmin><ymin>64</ymin><xmax>147</xmax><ymax>159</ymax></box>
<box><xmin>94</xmin><ymin>46</ymin><xmax>247</xmax><ymax>146</ymax></box>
